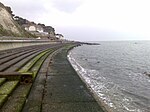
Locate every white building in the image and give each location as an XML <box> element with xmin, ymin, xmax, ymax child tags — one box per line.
<box><xmin>55</xmin><ymin>34</ymin><xmax>64</xmax><ymax>40</ymax></box>
<box><xmin>23</xmin><ymin>24</ymin><xmax>44</xmax><ymax>33</ymax></box>
<box><xmin>28</xmin><ymin>25</ymin><xmax>36</xmax><ymax>31</ymax></box>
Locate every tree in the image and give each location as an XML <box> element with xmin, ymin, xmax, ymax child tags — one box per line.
<box><xmin>5</xmin><ymin>6</ymin><xmax>14</xmax><ymax>16</ymax></box>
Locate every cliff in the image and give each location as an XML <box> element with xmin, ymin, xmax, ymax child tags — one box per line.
<box><xmin>0</xmin><ymin>2</ymin><xmax>34</xmax><ymax>37</ymax></box>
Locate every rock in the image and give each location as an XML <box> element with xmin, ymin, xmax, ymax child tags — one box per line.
<box><xmin>143</xmin><ymin>72</ymin><xmax>150</xmax><ymax>77</ymax></box>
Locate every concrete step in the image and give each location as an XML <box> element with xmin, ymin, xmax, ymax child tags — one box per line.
<box><xmin>0</xmin><ymin>81</ymin><xmax>19</xmax><ymax>108</ymax></box>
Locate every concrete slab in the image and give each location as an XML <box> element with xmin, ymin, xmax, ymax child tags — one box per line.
<box><xmin>42</xmin><ymin>102</ymin><xmax>104</xmax><ymax>112</ymax></box>
<box><xmin>42</xmin><ymin>46</ymin><xmax>105</xmax><ymax>112</ymax></box>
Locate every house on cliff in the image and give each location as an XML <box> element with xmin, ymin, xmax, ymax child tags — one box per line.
<box><xmin>55</xmin><ymin>34</ymin><xmax>64</xmax><ymax>40</ymax></box>
<box><xmin>22</xmin><ymin>23</ymin><xmax>50</xmax><ymax>38</ymax></box>
<box><xmin>22</xmin><ymin>23</ymin><xmax>64</xmax><ymax>40</ymax></box>
<box><xmin>22</xmin><ymin>24</ymin><xmax>44</xmax><ymax>32</ymax></box>
<box><xmin>43</xmin><ymin>26</ymin><xmax>55</xmax><ymax>37</ymax></box>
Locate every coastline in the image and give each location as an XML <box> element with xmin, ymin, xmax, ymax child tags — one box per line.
<box><xmin>67</xmin><ymin>42</ymin><xmax>150</xmax><ymax>112</ymax></box>
<box><xmin>67</xmin><ymin>45</ymin><xmax>114</xmax><ymax>112</ymax></box>
<box><xmin>37</xmin><ymin>43</ymin><xmax>105</xmax><ymax>112</ymax></box>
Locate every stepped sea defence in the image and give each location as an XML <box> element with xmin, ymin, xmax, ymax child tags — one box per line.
<box><xmin>0</xmin><ymin>42</ymin><xmax>106</xmax><ymax>112</ymax></box>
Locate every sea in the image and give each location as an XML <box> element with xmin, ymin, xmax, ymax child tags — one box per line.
<box><xmin>68</xmin><ymin>41</ymin><xmax>150</xmax><ymax>112</ymax></box>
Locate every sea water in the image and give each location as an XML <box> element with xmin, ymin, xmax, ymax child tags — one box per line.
<box><xmin>68</xmin><ymin>41</ymin><xmax>150</xmax><ymax>112</ymax></box>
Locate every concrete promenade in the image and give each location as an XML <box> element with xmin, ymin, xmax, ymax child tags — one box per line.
<box><xmin>23</xmin><ymin>45</ymin><xmax>105</xmax><ymax>112</ymax></box>
<box><xmin>0</xmin><ymin>42</ymin><xmax>106</xmax><ymax>112</ymax></box>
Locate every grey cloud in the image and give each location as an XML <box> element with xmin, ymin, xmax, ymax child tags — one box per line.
<box><xmin>51</xmin><ymin>0</ymin><xmax>83</xmax><ymax>13</ymax></box>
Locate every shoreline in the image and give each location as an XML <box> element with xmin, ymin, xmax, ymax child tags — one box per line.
<box><xmin>67</xmin><ymin>45</ymin><xmax>112</xmax><ymax>112</ymax></box>
<box><xmin>37</xmin><ymin>43</ymin><xmax>105</xmax><ymax>111</ymax></box>
<box><xmin>67</xmin><ymin>43</ymin><xmax>150</xmax><ymax>112</ymax></box>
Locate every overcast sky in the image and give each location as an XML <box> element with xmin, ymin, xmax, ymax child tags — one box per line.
<box><xmin>1</xmin><ymin>0</ymin><xmax>150</xmax><ymax>41</ymax></box>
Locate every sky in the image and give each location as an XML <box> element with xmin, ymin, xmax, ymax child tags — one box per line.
<box><xmin>1</xmin><ymin>0</ymin><xmax>150</xmax><ymax>41</ymax></box>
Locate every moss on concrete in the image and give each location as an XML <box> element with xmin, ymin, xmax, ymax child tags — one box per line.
<box><xmin>0</xmin><ymin>81</ymin><xmax>19</xmax><ymax>95</ymax></box>
<box><xmin>0</xmin><ymin>95</ymin><xmax>8</xmax><ymax>107</ymax></box>
<box><xmin>31</xmin><ymin>50</ymin><xmax>53</xmax><ymax>78</ymax></box>
<box><xmin>0</xmin><ymin>43</ymin><xmax>84</xmax><ymax>112</ymax></box>
<box><xmin>0</xmin><ymin>78</ymin><xmax>6</xmax><ymax>86</ymax></box>
<box><xmin>0</xmin><ymin>84</ymin><xmax>32</xmax><ymax>112</ymax></box>
<box><xmin>1</xmin><ymin>97</ymin><xmax>26</xmax><ymax>112</ymax></box>
<box><xmin>19</xmin><ymin>49</ymin><xmax>52</xmax><ymax>73</ymax></box>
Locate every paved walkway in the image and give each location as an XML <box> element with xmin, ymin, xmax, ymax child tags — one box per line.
<box><xmin>23</xmin><ymin>46</ymin><xmax>105</xmax><ymax>112</ymax></box>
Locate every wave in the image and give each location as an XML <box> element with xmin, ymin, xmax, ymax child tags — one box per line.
<box><xmin>68</xmin><ymin>52</ymin><xmax>147</xmax><ymax>112</ymax></box>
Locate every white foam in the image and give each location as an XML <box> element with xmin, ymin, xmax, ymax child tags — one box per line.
<box><xmin>68</xmin><ymin>52</ymin><xmax>116</xmax><ymax>110</ymax></box>
<box><xmin>68</xmin><ymin>52</ymin><xmax>145</xmax><ymax>112</ymax></box>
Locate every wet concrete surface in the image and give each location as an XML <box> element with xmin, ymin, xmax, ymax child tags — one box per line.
<box><xmin>22</xmin><ymin>45</ymin><xmax>105</xmax><ymax>112</ymax></box>
<box><xmin>42</xmin><ymin>47</ymin><xmax>105</xmax><ymax>112</ymax></box>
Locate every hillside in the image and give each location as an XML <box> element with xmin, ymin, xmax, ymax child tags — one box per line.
<box><xmin>0</xmin><ymin>2</ymin><xmax>34</xmax><ymax>37</ymax></box>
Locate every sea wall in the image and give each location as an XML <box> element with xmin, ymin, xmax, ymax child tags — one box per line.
<box><xmin>0</xmin><ymin>40</ymin><xmax>60</xmax><ymax>51</ymax></box>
